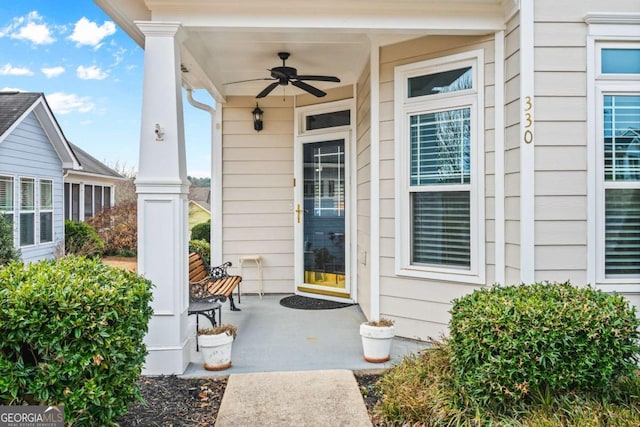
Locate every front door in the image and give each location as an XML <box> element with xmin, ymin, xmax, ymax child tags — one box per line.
<box><xmin>296</xmin><ymin>136</ymin><xmax>350</xmax><ymax>299</ymax></box>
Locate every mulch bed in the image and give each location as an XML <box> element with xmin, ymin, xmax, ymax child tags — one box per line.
<box><xmin>117</xmin><ymin>373</ymin><xmax>382</xmax><ymax>426</ymax></box>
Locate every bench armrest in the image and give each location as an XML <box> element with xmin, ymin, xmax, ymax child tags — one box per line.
<box><xmin>189</xmin><ymin>278</ymin><xmax>228</xmax><ymax>303</ymax></box>
<box><xmin>210</xmin><ymin>261</ymin><xmax>232</xmax><ymax>279</ymax></box>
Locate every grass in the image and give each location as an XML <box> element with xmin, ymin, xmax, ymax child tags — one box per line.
<box><xmin>374</xmin><ymin>342</ymin><xmax>640</xmax><ymax>426</ymax></box>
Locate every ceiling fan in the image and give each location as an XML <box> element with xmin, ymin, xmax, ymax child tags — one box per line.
<box><xmin>227</xmin><ymin>52</ymin><xmax>340</xmax><ymax>98</ymax></box>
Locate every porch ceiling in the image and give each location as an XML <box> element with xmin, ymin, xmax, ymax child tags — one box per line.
<box><xmin>95</xmin><ymin>0</ymin><xmax>515</xmax><ymax>102</ymax></box>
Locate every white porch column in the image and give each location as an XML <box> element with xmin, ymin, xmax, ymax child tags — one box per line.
<box><xmin>135</xmin><ymin>21</ymin><xmax>190</xmax><ymax>375</ymax></box>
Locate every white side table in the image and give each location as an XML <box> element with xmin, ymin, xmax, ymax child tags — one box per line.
<box><xmin>238</xmin><ymin>255</ymin><xmax>263</xmax><ymax>299</ymax></box>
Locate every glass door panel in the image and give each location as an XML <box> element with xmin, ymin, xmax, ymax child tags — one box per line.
<box><xmin>302</xmin><ymin>140</ymin><xmax>346</xmax><ymax>291</ymax></box>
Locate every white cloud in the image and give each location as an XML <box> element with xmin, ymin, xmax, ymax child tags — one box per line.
<box><xmin>3</xmin><ymin>11</ymin><xmax>55</xmax><ymax>45</ymax></box>
<box><xmin>76</xmin><ymin>65</ymin><xmax>108</xmax><ymax>80</ymax></box>
<box><xmin>46</xmin><ymin>92</ymin><xmax>95</xmax><ymax>115</ymax></box>
<box><xmin>41</xmin><ymin>66</ymin><xmax>65</xmax><ymax>78</ymax></box>
<box><xmin>69</xmin><ymin>17</ymin><xmax>116</xmax><ymax>48</ymax></box>
<box><xmin>1</xmin><ymin>87</ymin><xmax>24</xmax><ymax>92</ymax></box>
<box><xmin>0</xmin><ymin>63</ymin><xmax>34</xmax><ymax>76</ymax></box>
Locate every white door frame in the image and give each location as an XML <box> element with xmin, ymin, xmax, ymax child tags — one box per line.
<box><xmin>293</xmin><ymin>99</ymin><xmax>356</xmax><ymax>302</ymax></box>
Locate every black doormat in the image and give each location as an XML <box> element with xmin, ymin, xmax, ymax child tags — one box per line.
<box><xmin>279</xmin><ymin>295</ymin><xmax>354</xmax><ymax>310</ymax></box>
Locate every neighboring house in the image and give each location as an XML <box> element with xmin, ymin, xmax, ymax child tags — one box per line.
<box><xmin>0</xmin><ymin>92</ymin><xmax>123</xmax><ymax>263</ymax></box>
<box><xmin>188</xmin><ymin>185</ymin><xmax>211</xmax><ymax>231</ymax></box>
<box><xmin>95</xmin><ymin>0</ymin><xmax>640</xmax><ymax>375</ymax></box>
<box><xmin>64</xmin><ymin>143</ymin><xmax>123</xmax><ymax>222</ymax></box>
<box><xmin>0</xmin><ymin>92</ymin><xmax>79</xmax><ymax>262</ymax></box>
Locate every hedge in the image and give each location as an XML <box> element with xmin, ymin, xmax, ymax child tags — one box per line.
<box><xmin>449</xmin><ymin>282</ymin><xmax>640</xmax><ymax>411</ymax></box>
<box><xmin>0</xmin><ymin>256</ymin><xmax>154</xmax><ymax>425</ymax></box>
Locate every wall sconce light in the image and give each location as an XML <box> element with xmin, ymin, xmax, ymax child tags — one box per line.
<box><xmin>252</xmin><ymin>103</ymin><xmax>264</xmax><ymax>132</ymax></box>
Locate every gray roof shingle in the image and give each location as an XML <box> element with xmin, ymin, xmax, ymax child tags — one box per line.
<box><xmin>69</xmin><ymin>143</ymin><xmax>123</xmax><ymax>179</ymax></box>
<box><xmin>0</xmin><ymin>92</ymin><xmax>42</xmax><ymax>137</ymax></box>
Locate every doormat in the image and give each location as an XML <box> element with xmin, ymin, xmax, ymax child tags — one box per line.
<box><xmin>279</xmin><ymin>295</ymin><xmax>354</xmax><ymax>310</ymax></box>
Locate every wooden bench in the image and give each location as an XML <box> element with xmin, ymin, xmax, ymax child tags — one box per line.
<box><xmin>189</xmin><ymin>252</ymin><xmax>242</xmax><ymax>312</ymax></box>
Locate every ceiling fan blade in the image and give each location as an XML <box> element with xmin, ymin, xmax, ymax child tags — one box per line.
<box><xmin>224</xmin><ymin>78</ymin><xmax>275</xmax><ymax>85</ymax></box>
<box><xmin>291</xmin><ymin>80</ymin><xmax>326</xmax><ymax>97</ymax></box>
<box><xmin>296</xmin><ymin>75</ymin><xmax>340</xmax><ymax>83</ymax></box>
<box><xmin>256</xmin><ymin>81</ymin><xmax>280</xmax><ymax>98</ymax></box>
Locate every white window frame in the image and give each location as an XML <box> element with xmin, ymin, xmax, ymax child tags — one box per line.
<box><xmin>586</xmin><ymin>14</ymin><xmax>640</xmax><ymax>291</ymax></box>
<box><xmin>39</xmin><ymin>179</ymin><xmax>54</xmax><ymax>244</ymax></box>
<box><xmin>594</xmin><ymin>57</ymin><xmax>640</xmax><ymax>286</ymax></box>
<box><xmin>394</xmin><ymin>50</ymin><xmax>485</xmax><ymax>284</ymax></box>
<box><xmin>19</xmin><ymin>176</ymin><xmax>36</xmax><ymax>247</ymax></box>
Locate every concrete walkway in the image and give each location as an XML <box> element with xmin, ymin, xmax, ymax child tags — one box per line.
<box><xmin>215</xmin><ymin>370</ymin><xmax>371</xmax><ymax>426</ymax></box>
<box><xmin>183</xmin><ymin>294</ymin><xmax>428</xmax><ymax>426</ymax></box>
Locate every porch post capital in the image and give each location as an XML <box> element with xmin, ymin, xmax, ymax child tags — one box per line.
<box><xmin>135</xmin><ymin>21</ymin><xmax>182</xmax><ymax>39</ymax></box>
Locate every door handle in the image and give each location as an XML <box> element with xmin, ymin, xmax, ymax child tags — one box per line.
<box><xmin>295</xmin><ymin>204</ymin><xmax>308</xmax><ymax>223</ymax></box>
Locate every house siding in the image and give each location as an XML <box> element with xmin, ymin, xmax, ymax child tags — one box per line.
<box><xmin>531</xmin><ymin>0</ymin><xmax>638</xmax><ymax>285</ymax></box>
<box><xmin>379</xmin><ymin>35</ymin><xmax>496</xmax><ymax>340</ymax></box>
<box><xmin>356</xmin><ymin>58</ymin><xmax>372</xmax><ymax>317</ymax></box>
<box><xmin>0</xmin><ymin>112</ymin><xmax>63</xmax><ymax>262</ymax></box>
<box><xmin>221</xmin><ymin>96</ymin><xmax>295</xmax><ymax>294</ymax></box>
<box><xmin>504</xmin><ymin>13</ymin><xmax>522</xmax><ymax>285</ymax></box>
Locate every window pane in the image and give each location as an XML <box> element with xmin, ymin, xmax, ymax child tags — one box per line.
<box><xmin>306</xmin><ymin>110</ymin><xmax>350</xmax><ymax>130</ymax></box>
<box><xmin>71</xmin><ymin>184</ymin><xmax>80</xmax><ymax>221</ymax></box>
<box><xmin>20</xmin><ymin>212</ymin><xmax>34</xmax><ymax>246</ymax></box>
<box><xmin>64</xmin><ymin>183</ymin><xmax>70</xmax><ymax>220</ymax></box>
<box><xmin>412</xmin><ymin>191</ymin><xmax>470</xmax><ymax>268</ymax></box>
<box><xmin>604</xmin><ymin>95</ymin><xmax>640</xmax><ymax>181</ymax></box>
<box><xmin>408</xmin><ymin>67</ymin><xmax>472</xmax><ymax>97</ymax></box>
<box><xmin>602</xmin><ymin>49</ymin><xmax>640</xmax><ymax>74</ymax></box>
<box><xmin>605</xmin><ymin>188</ymin><xmax>640</xmax><ymax>276</ymax></box>
<box><xmin>0</xmin><ymin>176</ymin><xmax>13</xmax><ymax>211</ymax></box>
<box><xmin>40</xmin><ymin>212</ymin><xmax>53</xmax><ymax>243</ymax></box>
<box><xmin>94</xmin><ymin>186</ymin><xmax>103</xmax><ymax>214</ymax></box>
<box><xmin>84</xmin><ymin>185</ymin><xmax>93</xmax><ymax>218</ymax></box>
<box><xmin>20</xmin><ymin>178</ymin><xmax>34</xmax><ymax>210</ymax></box>
<box><xmin>104</xmin><ymin>187</ymin><xmax>111</xmax><ymax>209</ymax></box>
<box><xmin>40</xmin><ymin>180</ymin><xmax>53</xmax><ymax>210</ymax></box>
<box><xmin>410</xmin><ymin>108</ymin><xmax>471</xmax><ymax>186</ymax></box>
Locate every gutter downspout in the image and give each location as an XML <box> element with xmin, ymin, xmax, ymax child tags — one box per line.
<box><xmin>186</xmin><ymin>89</ymin><xmax>223</xmax><ymax>266</ymax></box>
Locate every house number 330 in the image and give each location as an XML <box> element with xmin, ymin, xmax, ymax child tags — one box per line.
<box><xmin>523</xmin><ymin>96</ymin><xmax>533</xmax><ymax>144</ymax></box>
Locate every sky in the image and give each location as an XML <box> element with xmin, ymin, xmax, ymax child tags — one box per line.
<box><xmin>0</xmin><ymin>1</ymin><xmax>213</xmax><ymax>177</ymax></box>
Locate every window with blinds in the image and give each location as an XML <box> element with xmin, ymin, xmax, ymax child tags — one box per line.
<box><xmin>0</xmin><ymin>176</ymin><xmax>14</xmax><ymax>225</ymax></box>
<box><xmin>603</xmin><ymin>94</ymin><xmax>640</xmax><ymax>277</ymax></box>
<box><xmin>410</xmin><ymin>108</ymin><xmax>471</xmax><ymax>268</ymax></box>
<box><xmin>40</xmin><ymin>180</ymin><xmax>53</xmax><ymax>243</ymax></box>
<box><xmin>395</xmin><ymin>50</ymin><xmax>483</xmax><ymax>280</ymax></box>
<box><xmin>20</xmin><ymin>177</ymin><xmax>35</xmax><ymax>246</ymax></box>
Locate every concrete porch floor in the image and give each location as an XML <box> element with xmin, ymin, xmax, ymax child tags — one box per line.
<box><xmin>182</xmin><ymin>294</ymin><xmax>428</xmax><ymax>377</ymax></box>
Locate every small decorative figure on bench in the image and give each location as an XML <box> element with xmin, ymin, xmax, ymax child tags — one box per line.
<box><xmin>189</xmin><ymin>252</ymin><xmax>243</xmax><ymax>312</ymax></box>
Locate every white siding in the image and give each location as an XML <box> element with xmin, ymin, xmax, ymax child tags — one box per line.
<box><xmin>504</xmin><ymin>13</ymin><xmax>521</xmax><ymax>285</ymax></box>
<box><xmin>379</xmin><ymin>34</ymin><xmax>496</xmax><ymax>340</ymax></box>
<box><xmin>0</xmin><ymin>112</ymin><xmax>63</xmax><ymax>262</ymax></box>
<box><xmin>221</xmin><ymin>96</ymin><xmax>295</xmax><ymax>294</ymax></box>
<box><xmin>356</xmin><ymin>58</ymin><xmax>372</xmax><ymax>317</ymax></box>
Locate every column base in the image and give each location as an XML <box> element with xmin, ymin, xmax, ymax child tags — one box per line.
<box><xmin>143</xmin><ymin>340</ymin><xmax>191</xmax><ymax>375</ymax></box>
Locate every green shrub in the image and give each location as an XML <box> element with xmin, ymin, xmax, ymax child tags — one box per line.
<box><xmin>191</xmin><ymin>219</ymin><xmax>210</xmax><ymax>243</ymax></box>
<box><xmin>0</xmin><ymin>215</ymin><xmax>20</xmax><ymax>266</ymax></box>
<box><xmin>0</xmin><ymin>256</ymin><xmax>153</xmax><ymax>425</ymax></box>
<box><xmin>189</xmin><ymin>239</ymin><xmax>211</xmax><ymax>264</ymax></box>
<box><xmin>65</xmin><ymin>220</ymin><xmax>104</xmax><ymax>257</ymax></box>
<box><xmin>449</xmin><ymin>282</ymin><xmax>640</xmax><ymax>410</ymax></box>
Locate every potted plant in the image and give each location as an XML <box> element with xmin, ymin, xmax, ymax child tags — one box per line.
<box><xmin>359</xmin><ymin>318</ymin><xmax>395</xmax><ymax>363</ymax></box>
<box><xmin>197</xmin><ymin>324</ymin><xmax>237</xmax><ymax>371</ymax></box>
